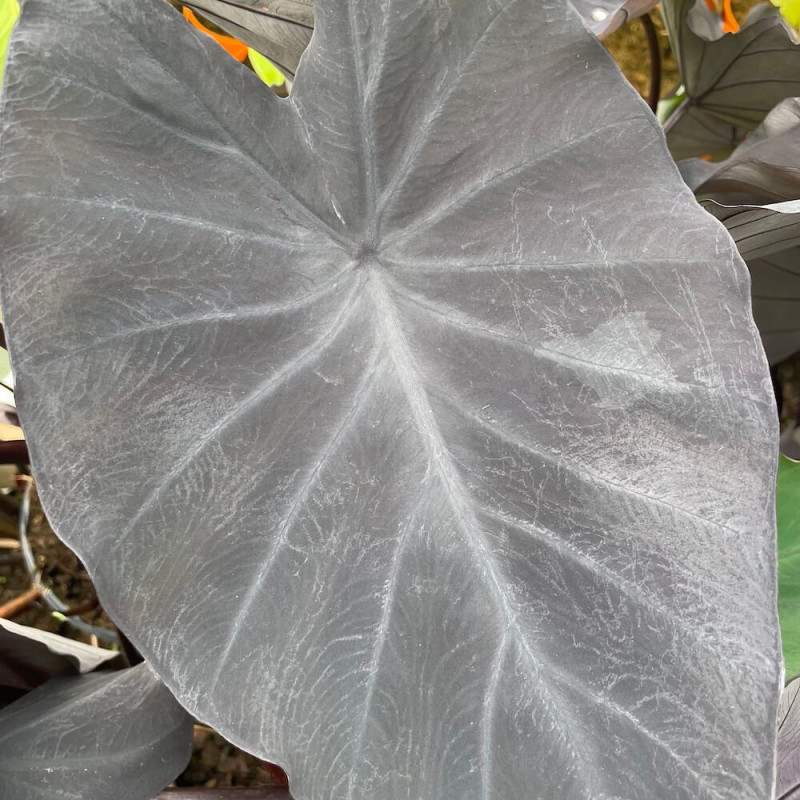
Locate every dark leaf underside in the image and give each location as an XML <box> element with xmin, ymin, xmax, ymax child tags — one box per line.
<box><xmin>663</xmin><ymin>0</ymin><xmax>800</xmax><ymax>160</ymax></box>
<box><xmin>0</xmin><ymin>618</ymin><xmax>123</xmax><ymax>695</ymax></box>
<box><xmin>182</xmin><ymin>0</ymin><xmax>312</xmax><ymax>78</ymax></box>
<box><xmin>0</xmin><ymin>663</ymin><xmax>193</xmax><ymax>800</ymax></box>
<box><xmin>679</xmin><ymin>97</ymin><xmax>800</xmax><ymax>203</ymax></box>
<box><xmin>704</xmin><ymin>202</ymin><xmax>800</xmax><ymax>364</ymax></box>
<box><xmin>683</xmin><ymin>99</ymin><xmax>800</xmax><ymax>364</ymax></box>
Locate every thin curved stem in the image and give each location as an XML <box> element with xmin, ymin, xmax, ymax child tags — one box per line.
<box><xmin>640</xmin><ymin>12</ymin><xmax>661</xmax><ymax>113</ymax></box>
<box><xmin>0</xmin><ymin>440</ymin><xmax>27</xmax><ymax>464</ymax></box>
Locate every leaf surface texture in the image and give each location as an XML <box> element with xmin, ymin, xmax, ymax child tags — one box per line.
<box><xmin>0</xmin><ymin>0</ymin><xmax>781</xmax><ymax>798</ymax></box>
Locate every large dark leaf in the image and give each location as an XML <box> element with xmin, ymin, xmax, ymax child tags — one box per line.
<box><xmin>702</xmin><ymin>201</ymin><xmax>800</xmax><ymax>258</ymax></box>
<box><xmin>680</xmin><ymin>97</ymin><xmax>800</xmax><ymax>203</ymax></box>
<box><xmin>679</xmin><ymin>99</ymin><xmax>800</xmax><ymax>363</ymax></box>
<box><xmin>662</xmin><ymin>0</ymin><xmax>800</xmax><ymax>160</ymax></box>
<box><xmin>183</xmin><ymin>0</ymin><xmax>312</xmax><ymax>78</ymax></box>
<box><xmin>0</xmin><ymin>0</ymin><xmax>780</xmax><ymax>798</ymax></box>
<box><xmin>701</xmin><ymin>201</ymin><xmax>800</xmax><ymax>363</ymax></box>
<box><xmin>0</xmin><ymin>663</ymin><xmax>193</xmax><ymax>800</ymax></box>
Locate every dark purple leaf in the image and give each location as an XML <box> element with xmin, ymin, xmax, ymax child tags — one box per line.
<box><xmin>679</xmin><ymin>98</ymin><xmax>800</xmax><ymax>203</ymax></box>
<box><xmin>0</xmin><ymin>0</ymin><xmax>781</xmax><ymax>798</ymax></box>
<box><xmin>738</xmin><ymin>245</ymin><xmax>800</xmax><ymax>365</ymax></box>
<box><xmin>0</xmin><ymin>663</ymin><xmax>193</xmax><ymax>800</ymax></box>
<box><xmin>662</xmin><ymin>1</ymin><xmax>800</xmax><ymax>160</ymax></box>
<box><xmin>679</xmin><ymin>100</ymin><xmax>800</xmax><ymax>363</ymax></box>
<box><xmin>701</xmin><ymin>201</ymin><xmax>800</xmax><ymax>260</ymax></box>
<box><xmin>701</xmin><ymin>199</ymin><xmax>800</xmax><ymax>363</ymax></box>
<box><xmin>183</xmin><ymin>0</ymin><xmax>312</xmax><ymax>78</ymax></box>
<box><xmin>0</xmin><ymin>618</ymin><xmax>123</xmax><ymax>695</ymax></box>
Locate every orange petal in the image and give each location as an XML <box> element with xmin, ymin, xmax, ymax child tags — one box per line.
<box><xmin>183</xmin><ymin>7</ymin><xmax>248</xmax><ymax>61</ymax></box>
<box><xmin>721</xmin><ymin>0</ymin><xmax>740</xmax><ymax>32</ymax></box>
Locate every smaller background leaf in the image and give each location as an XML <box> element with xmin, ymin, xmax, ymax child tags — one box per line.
<box><xmin>0</xmin><ymin>663</ymin><xmax>193</xmax><ymax>800</ymax></box>
<box><xmin>779</xmin><ymin>455</ymin><xmax>800</xmax><ymax>677</ymax></box>
<box><xmin>679</xmin><ymin>97</ymin><xmax>800</xmax><ymax>202</ymax></box>
<box><xmin>662</xmin><ymin>0</ymin><xmax>800</xmax><ymax>159</ymax></box>
<box><xmin>182</xmin><ymin>0</ymin><xmax>312</xmax><ymax>79</ymax></box>
<box><xmin>679</xmin><ymin>99</ymin><xmax>800</xmax><ymax>363</ymax></box>
<box><xmin>701</xmin><ymin>201</ymin><xmax>800</xmax><ymax>259</ymax></box>
<box><xmin>778</xmin><ymin>676</ymin><xmax>800</xmax><ymax>799</ymax></box>
<box><xmin>700</xmin><ymin>201</ymin><xmax>800</xmax><ymax>363</ymax></box>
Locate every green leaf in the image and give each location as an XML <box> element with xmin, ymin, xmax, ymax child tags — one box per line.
<box><xmin>779</xmin><ymin>455</ymin><xmax>800</xmax><ymax>677</ymax></box>
<box><xmin>656</xmin><ymin>85</ymin><xmax>685</xmax><ymax>125</ymax></box>
<box><xmin>0</xmin><ymin>0</ymin><xmax>19</xmax><ymax>86</ymax></box>
<box><xmin>772</xmin><ymin>0</ymin><xmax>800</xmax><ymax>29</ymax></box>
<box><xmin>247</xmin><ymin>47</ymin><xmax>284</xmax><ymax>87</ymax></box>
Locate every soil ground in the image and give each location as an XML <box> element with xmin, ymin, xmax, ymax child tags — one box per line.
<box><xmin>604</xmin><ymin>9</ymin><xmax>680</xmax><ymax>100</ymax></box>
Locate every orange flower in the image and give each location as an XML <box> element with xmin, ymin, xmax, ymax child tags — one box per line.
<box><xmin>703</xmin><ymin>0</ymin><xmax>740</xmax><ymax>33</ymax></box>
<box><xmin>182</xmin><ymin>7</ymin><xmax>248</xmax><ymax>61</ymax></box>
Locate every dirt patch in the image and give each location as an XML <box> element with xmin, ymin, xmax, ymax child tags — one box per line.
<box><xmin>604</xmin><ymin>10</ymin><xmax>680</xmax><ymax>100</ymax></box>
<box><xmin>178</xmin><ymin>727</ymin><xmax>289</xmax><ymax>789</ymax></box>
<box><xmin>0</xmin><ymin>486</ymin><xmax>114</xmax><ymax>640</ymax></box>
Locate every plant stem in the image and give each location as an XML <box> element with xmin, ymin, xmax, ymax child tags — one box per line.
<box><xmin>114</xmin><ymin>625</ymin><xmax>144</xmax><ymax>667</ymax></box>
<box><xmin>0</xmin><ymin>440</ymin><xmax>27</xmax><ymax>465</ymax></box>
<box><xmin>640</xmin><ymin>12</ymin><xmax>661</xmax><ymax>114</ymax></box>
<box><xmin>61</xmin><ymin>596</ymin><xmax>100</xmax><ymax>616</ymax></box>
<box><xmin>0</xmin><ymin>584</ymin><xmax>40</xmax><ymax>618</ymax></box>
